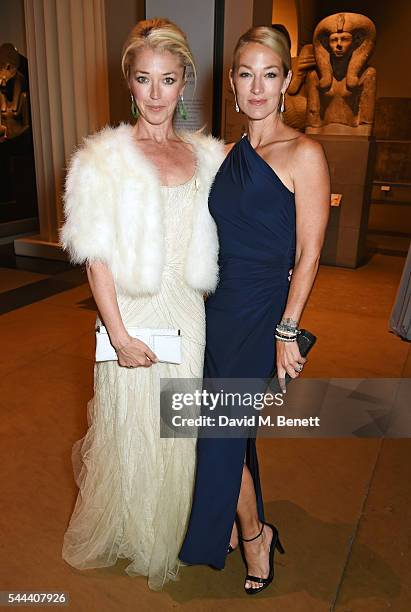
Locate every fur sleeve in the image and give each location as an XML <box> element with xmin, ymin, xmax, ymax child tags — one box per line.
<box><xmin>59</xmin><ymin>142</ymin><xmax>115</xmax><ymax>266</ymax></box>
<box><xmin>183</xmin><ymin>131</ymin><xmax>226</xmax><ymax>292</ymax></box>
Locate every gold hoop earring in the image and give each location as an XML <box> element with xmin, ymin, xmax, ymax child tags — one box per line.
<box><xmin>280</xmin><ymin>91</ymin><xmax>285</xmax><ymax>114</ymax></box>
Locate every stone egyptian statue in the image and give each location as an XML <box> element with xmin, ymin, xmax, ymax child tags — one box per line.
<box><xmin>305</xmin><ymin>13</ymin><xmax>377</xmax><ymax>135</ymax></box>
<box><xmin>0</xmin><ymin>43</ymin><xmax>30</xmax><ymax>141</ymax></box>
<box><xmin>283</xmin><ymin>44</ymin><xmax>316</xmax><ymax>131</ymax></box>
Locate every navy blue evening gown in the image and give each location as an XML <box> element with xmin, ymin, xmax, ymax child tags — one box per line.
<box><xmin>179</xmin><ymin>135</ymin><xmax>296</xmax><ymax>570</ymax></box>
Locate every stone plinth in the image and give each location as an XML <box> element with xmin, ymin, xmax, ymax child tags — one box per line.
<box><xmin>312</xmin><ymin>134</ymin><xmax>375</xmax><ymax>268</ymax></box>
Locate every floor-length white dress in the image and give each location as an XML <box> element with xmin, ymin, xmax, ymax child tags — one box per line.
<box><xmin>62</xmin><ymin>174</ymin><xmax>204</xmax><ymax>590</ymax></box>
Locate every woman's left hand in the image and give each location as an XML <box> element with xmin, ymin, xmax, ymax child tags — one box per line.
<box><xmin>276</xmin><ymin>340</ymin><xmax>307</xmax><ymax>393</ymax></box>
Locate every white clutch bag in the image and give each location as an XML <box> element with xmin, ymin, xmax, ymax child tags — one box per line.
<box><xmin>95</xmin><ymin>325</ymin><xmax>182</xmax><ymax>364</ymax></box>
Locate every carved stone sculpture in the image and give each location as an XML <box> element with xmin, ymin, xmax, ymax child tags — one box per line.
<box><xmin>305</xmin><ymin>13</ymin><xmax>377</xmax><ymax>135</ymax></box>
<box><xmin>283</xmin><ymin>44</ymin><xmax>316</xmax><ymax>131</ymax></box>
<box><xmin>0</xmin><ymin>43</ymin><xmax>30</xmax><ymax>141</ymax></box>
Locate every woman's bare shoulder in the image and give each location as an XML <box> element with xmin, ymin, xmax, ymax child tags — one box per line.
<box><xmin>291</xmin><ymin>133</ymin><xmax>330</xmax><ymax>186</ymax></box>
<box><xmin>293</xmin><ymin>132</ymin><xmax>325</xmax><ymax>160</ymax></box>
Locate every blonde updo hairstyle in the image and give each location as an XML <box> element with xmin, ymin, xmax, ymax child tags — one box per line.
<box><xmin>232</xmin><ymin>26</ymin><xmax>291</xmax><ymax>77</ymax></box>
<box><xmin>121</xmin><ymin>17</ymin><xmax>196</xmax><ymax>85</ymax></box>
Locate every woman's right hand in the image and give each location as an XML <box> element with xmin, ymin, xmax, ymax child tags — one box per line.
<box><xmin>114</xmin><ymin>336</ymin><xmax>158</xmax><ymax>368</ymax></box>
<box><xmin>276</xmin><ymin>339</ymin><xmax>307</xmax><ymax>394</ymax></box>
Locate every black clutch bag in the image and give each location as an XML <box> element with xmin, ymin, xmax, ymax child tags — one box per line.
<box><xmin>294</xmin><ymin>329</ymin><xmax>317</xmax><ymax>359</ymax></box>
<box><xmin>270</xmin><ymin>329</ymin><xmax>317</xmax><ymax>390</ymax></box>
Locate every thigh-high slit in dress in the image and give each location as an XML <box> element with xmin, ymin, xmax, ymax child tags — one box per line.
<box><xmin>179</xmin><ymin>135</ymin><xmax>296</xmax><ymax>570</ymax></box>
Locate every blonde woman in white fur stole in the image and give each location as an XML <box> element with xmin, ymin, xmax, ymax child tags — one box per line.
<box><xmin>60</xmin><ymin>18</ymin><xmax>224</xmax><ymax>591</ymax></box>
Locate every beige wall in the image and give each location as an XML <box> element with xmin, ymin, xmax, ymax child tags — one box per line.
<box><xmin>104</xmin><ymin>0</ymin><xmax>145</xmax><ymax>126</ymax></box>
<box><xmin>253</xmin><ymin>0</ymin><xmax>273</xmax><ymax>26</ymax></box>
<box><xmin>0</xmin><ymin>0</ymin><xmax>26</xmax><ymax>56</ymax></box>
<box><xmin>365</xmin><ymin>0</ymin><xmax>411</xmax><ymax>98</ymax></box>
<box><xmin>295</xmin><ymin>0</ymin><xmax>317</xmax><ymax>49</ymax></box>
<box><xmin>272</xmin><ymin>0</ymin><xmax>298</xmax><ymax>56</ymax></box>
<box><xmin>221</xmin><ymin>0</ymin><xmax>254</xmax><ymax>141</ymax></box>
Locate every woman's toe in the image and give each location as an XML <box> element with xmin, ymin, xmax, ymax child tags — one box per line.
<box><xmin>246</xmin><ymin>578</ymin><xmax>262</xmax><ymax>589</ymax></box>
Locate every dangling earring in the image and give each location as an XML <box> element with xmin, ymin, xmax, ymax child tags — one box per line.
<box><xmin>130</xmin><ymin>93</ymin><xmax>139</xmax><ymax>119</ymax></box>
<box><xmin>280</xmin><ymin>91</ymin><xmax>285</xmax><ymax>114</ymax></box>
<box><xmin>234</xmin><ymin>91</ymin><xmax>240</xmax><ymax>113</ymax></box>
<box><xmin>178</xmin><ymin>94</ymin><xmax>188</xmax><ymax>120</ymax></box>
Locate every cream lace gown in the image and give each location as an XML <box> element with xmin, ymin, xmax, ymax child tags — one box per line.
<box><xmin>62</xmin><ymin>175</ymin><xmax>204</xmax><ymax>590</ymax></box>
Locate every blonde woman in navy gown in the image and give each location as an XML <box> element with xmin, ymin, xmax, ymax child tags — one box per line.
<box><xmin>180</xmin><ymin>27</ymin><xmax>330</xmax><ymax>594</ymax></box>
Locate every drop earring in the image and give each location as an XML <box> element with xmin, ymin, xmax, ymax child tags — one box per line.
<box><xmin>178</xmin><ymin>94</ymin><xmax>188</xmax><ymax>120</ymax></box>
<box><xmin>234</xmin><ymin>92</ymin><xmax>240</xmax><ymax>113</ymax></box>
<box><xmin>130</xmin><ymin>93</ymin><xmax>139</xmax><ymax>119</ymax></box>
<box><xmin>280</xmin><ymin>91</ymin><xmax>285</xmax><ymax>114</ymax></box>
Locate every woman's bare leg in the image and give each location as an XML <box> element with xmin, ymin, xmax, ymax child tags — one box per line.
<box><xmin>230</xmin><ymin>520</ymin><xmax>239</xmax><ymax>549</ymax></box>
<box><xmin>236</xmin><ymin>464</ymin><xmax>273</xmax><ymax>589</ymax></box>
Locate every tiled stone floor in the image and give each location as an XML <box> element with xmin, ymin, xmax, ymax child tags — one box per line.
<box><xmin>0</xmin><ymin>248</ymin><xmax>410</xmax><ymax>611</ymax></box>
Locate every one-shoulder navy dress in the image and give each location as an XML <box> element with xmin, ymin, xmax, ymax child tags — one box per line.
<box><xmin>179</xmin><ymin>135</ymin><xmax>296</xmax><ymax>570</ymax></box>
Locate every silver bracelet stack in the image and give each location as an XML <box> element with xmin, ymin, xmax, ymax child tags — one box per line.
<box><xmin>275</xmin><ymin>317</ymin><xmax>300</xmax><ymax>342</ymax></box>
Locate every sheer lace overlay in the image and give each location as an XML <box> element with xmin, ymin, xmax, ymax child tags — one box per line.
<box><xmin>62</xmin><ymin>175</ymin><xmax>204</xmax><ymax>590</ymax></box>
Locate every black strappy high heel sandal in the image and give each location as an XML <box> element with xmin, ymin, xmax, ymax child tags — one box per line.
<box><xmin>241</xmin><ymin>521</ymin><xmax>285</xmax><ymax>595</ymax></box>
